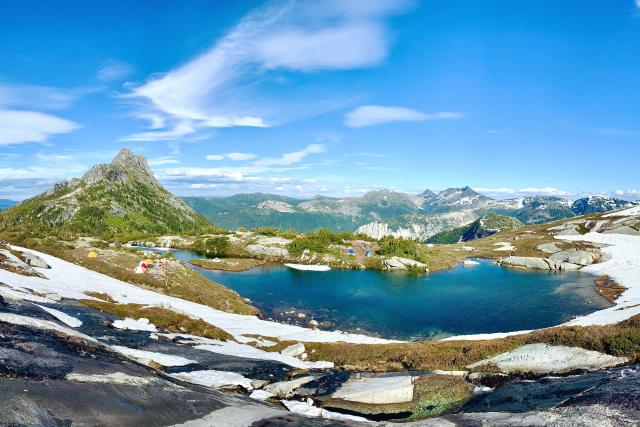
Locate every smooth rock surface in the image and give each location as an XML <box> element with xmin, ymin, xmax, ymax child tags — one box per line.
<box><xmin>537</xmin><ymin>243</ymin><xmax>561</xmax><ymax>254</ymax></box>
<box><xmin>549</xmin><ymin>250</ymin><xmax>594</xmax><ymax>266</ymax></box>
<box><xmin>246</xmin><ymin>244</ymin><xmax>289</xmax><ymax>258</ymax></box>
<box><xmin>332</xmin><ymin>374</ymin><xmax>415</xmax><ymax>404</ymax></box>
<box><xmin>467</xmin><ymin>343</ymin><xmax>627</xmax><ymax>375</ymax></box>
<box><xmin>280</xmin><ymin>343</ymin><xmax>305</xmax><ymax>357</ymax></box>
<box><xmin>264</xmin><ymin>376</ymin><xmax>316</xmax><ymax>398</ymax></box>
<box><xmin>383</xmin><ymin>256</ymin><xmax>427</xmax><ymax>271</ymax></box>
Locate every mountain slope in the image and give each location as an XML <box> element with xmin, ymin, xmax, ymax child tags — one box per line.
<box><xmin>426</xmin><ymin>214</ymin><xmax>523</xmax><ymax>244</ymax></box>
<box><xmin>185</xmin><ymin>188</ymin><xmax>636</xmax><ymax>240</ymax></box>
<box><xmin>0</xmin><ymin>149</ymin><xmax>213</xmax><ymax>238</ymax></box>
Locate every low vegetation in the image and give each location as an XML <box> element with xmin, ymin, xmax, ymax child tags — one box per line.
<box><xmin>286</xmin><ymin>228</ymin><xmax>358</xmax><ymax>256</ymax></box>
<box><xmin>375</xmin><ymin>236</ymin><xmax>428</xmax><ymax>262</ymax></box>
<box><xmin>191</xmin><ymin>236</ymin><xmax>231</xmax><ymax>256</ymax></box>
<box><xmin>81</xmin><ymin>299</ymin><xmax>233</xmax><ymax>341</ymax></box>
<box><xmin>190</xmin><ymin>257</ymin><xmax>266</xmax><ymax>272</ymax></box>
<box><xmin>305</xmin><ymin>315</ymin><xmax>640</xmax><ymax>372</ymax></box>
<box><xmin>9</xmin><ymin>241</ymin><xmax>258</xmax><ymax>316</ymax></box>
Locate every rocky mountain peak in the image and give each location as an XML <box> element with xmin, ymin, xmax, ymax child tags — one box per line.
<box><xmin>81</xmin><ymin>148</ymin><xmax>158</xmax><ymax>187</ymax></box>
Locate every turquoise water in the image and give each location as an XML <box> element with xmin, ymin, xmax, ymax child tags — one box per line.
<box><xmin>170</xmin><ymin>250</ymin><xmax>610</xmax><ymax>340</ymax></box>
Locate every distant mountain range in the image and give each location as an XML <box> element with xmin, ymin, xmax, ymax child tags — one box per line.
<box><xmin>0</xmin><ymin>149</ymin><xmax>212</xmax><ymax>238</ymax></box>
<box><xmin>184</xmin><ymin>187</ymin><xmax>636</xmax><ymax>241</ymax></box>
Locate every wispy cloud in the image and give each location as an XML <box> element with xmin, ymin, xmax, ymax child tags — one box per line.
<box><xmin>253</xmin><ymin>144</ymin><xmax>325</xmax><ymax>167</ymax></box>
<box><xmin>97</xmin><ymin>59</ymin><xmax>133</xmax><ymax>82</ymax></box>
<box><xmin>615</xmin><ymin>189</ymin><xmax>640</xmax><ymax>198</ymax></box>
<box><xmin>121</xmin><ymin>0</ymin><xmax>413</xmax><ymax>141</ymax></box>
<box><xmin>206</xmin><ymin>152</ymin><xmax>257</xmax><ymax>161</ymax></box>
<box><xmin>474</xmin><ymin>187</ymin><xmax>573</xmax><ymax>197</ymax></box>
<box><xmin>155</xmin><ymin>143</ymin><xmax>328</xmax><ymax>195</ymax></box>
<box><xmin>148</xmin><ymin>156</ymin><xmax>180</xmax><ymax>166</ymax></box>
<box><xmin>344</xmin><ymin>105</ymin><xmax>463</xmax><ymax>128</ymax></box>
<box><xmin>0</xmin><ymin>82</ymin><xmax>83</xmax><ymax>146</ymax></box>
<box><xmin>0</xmin><ymin>110</ymin><xmax>79</xmax><ymax>146</ymax></box>
<box><xmin>0</xmin><ymin>83</ymin><xmax>87</xmax><ymax>110</ymax></box>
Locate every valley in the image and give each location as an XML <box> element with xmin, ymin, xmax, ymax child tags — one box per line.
<box><xmin>1</xmin><ymin>149</ymin><xmax>640</xmax><ymax>424</ymax></box>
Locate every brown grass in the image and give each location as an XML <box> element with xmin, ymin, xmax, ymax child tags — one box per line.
<box><xmin>16</xmin><ymin>243</ymin><xmax>258</xmax><ymax>315</ymax></box>
<box><xmin>594</xmin><ymin>275</ymin><xmax>627</xmax><ymax>302</ymax></box>
<box><xmin>190</xmin><ymin>257</ymin><xmax>266</xmax><ymax>272</ymax></box>
<box><xmin>305</xmin><ymin>315</ymin><xmax>640</xmax><ymax>372</ymax></box>
<box><xmin>81</xmin><ymin>299</ymin><xmax>234</xmax><ymax>341</ymax></box>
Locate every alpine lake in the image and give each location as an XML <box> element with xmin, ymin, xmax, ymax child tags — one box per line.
<box><xmin>164</xmin><ymin>249</ymin><xmax>611</xmax><ymax>341</ymax></box>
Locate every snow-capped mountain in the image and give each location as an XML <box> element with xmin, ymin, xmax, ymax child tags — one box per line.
<box><xmin>183</xmin><ymin>188</ymin><xmax>637</xmax><ymax>241</ymax></box>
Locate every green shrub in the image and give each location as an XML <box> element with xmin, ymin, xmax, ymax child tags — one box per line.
<box><xmin>287</xmin><ymin>228</ymin><xmax>353</xmax><ymax>256</ymax></box>
<box><xmin>191</xmin><ymin>236</ymin><xmax>230</xmax><ymax>257</ymax></box>
<box><xmin>376</xmin><ymin>236</ymin><xmax>427</xmax><ymax>262</ymax></box>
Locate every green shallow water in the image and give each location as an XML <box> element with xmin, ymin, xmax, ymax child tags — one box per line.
<box><xmin>171</xmin><ymin>250</ymin><xmax>611</xmax><ymax>341</ymax></box>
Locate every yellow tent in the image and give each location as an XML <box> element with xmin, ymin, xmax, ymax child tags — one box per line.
<box><xmin>144</xmin><ymin>258</ymin><xmax>154</xmax><ymax>265</ymax></box>
<box><xmin>87</xmin><ymin>251</ymin><xmax>98</xmax><ymax>258</ymax></box>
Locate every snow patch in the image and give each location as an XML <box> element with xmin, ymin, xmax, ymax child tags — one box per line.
<box><xmin>112</xmin><ymin>346</ymin><xmax>196</xmax><ymax>367</ymax></box>
<box><xmin>284</xmin><ymin>263</ymin><xmax>331</xmax><ymax>272</ymax></box>
<box><xmin>169</xmin><ymin>370</ymin><xmax>253</xmax><ymax>390</ymax></box>
<box><xmin>36</xmin><ymin>304</ymin><xmax>83</xmax><ymax>327</ymax></box>
<box><xmin>113</xmin><ymin>317</ymin><xmax>158</xmax><ymax>332</ymax></box>
<box><xmin>282</xmin><ymin>400</ymin><xmax>371</xmax><ymax>423</ymax></box>
<box><xmin>0</xmin><ymin>246</ymin><xmax>397</xmax><ymax>345</ymax></box>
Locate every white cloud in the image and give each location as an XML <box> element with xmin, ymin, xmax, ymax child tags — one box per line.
<box><xmin>253</xmin><ymin>144</ymin><xmax>325</xmax><ymax>167</ymax></box>
<box><xmin>121</xmin><ymin>0</ymin><xmax>412</xmax><ymax>141</ymax></box>
<box><xmin>0</xmin><ymin>83</ymin><xmax>85</xmax><ymax>110</ymax></box>
<box><xmin>0</xmin><ymin>110</ymin><xmax>80</xmax><ymax>146</ymax></box>
<box><xmin>474</xmin><ymin>187</ymin><xmax>574</xmax><ymax>198</ymax></box>
<box><xmin>473</xmin><ymin>187</ymin><xmax>516</xmax><ymax>194</ymax></box>
<box><xmin>226</xmin><ymin>152</ymin><xmax>257</xmax><ymax>161</ymax></box>
<box><xmin>344</xmin><ymin>105</ymin><xmax>463</xmax><ymax>128</ymax></box>
<box><xmin>121</xmin><ymin>121</ymin><xmax>194</xmax><ymax>142</ymax></box>
<box><xmin>255</xmin><ymin>24</ymin><xmax>387</xmax><ymax>71</ymax></box>
<box><xmin>97</xmin><ymin>60</ymin><xmax>133</xmax><ymax>82</ymax></box>
<box><xmin>615</xmin><ymin>189</ymin><xmax>640</xmax><ymax>197</ymax></box>
<box><xmin>148</xmin><ymin>157</ymin><xmax>180</xmax><ymax>166</ymax></box>
<box><xmin>36</xmin><ymin>152</ymin><xmax>73</xmax><ymax>162</ymax></box>
<box><xmin>206</xmin><ymin>152</ymin><xmax>257</xmax><ymax>161</ymax></box>
<box><xmin>518</xmin><ymin>187</ymin><xmax>571</xmax><ymax>197</ymax></box>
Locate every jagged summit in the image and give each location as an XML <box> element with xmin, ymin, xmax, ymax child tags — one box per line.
<box><xmin>81</xmin><ymin>148</ymin><xmax>157</xmax><ymax>187</ymax></box>
<box><xmin>0</xmin><ymin>148</ymin><xmax>213</xmax><ymax>238</ymax></box>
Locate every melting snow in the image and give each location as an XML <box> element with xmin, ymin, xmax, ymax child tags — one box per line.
<box><xmin>112</xmin><ymin>346</ymin><xmax>196</xmax><ymax>367</ymax></box>
<box><xmin>112</xmin><ymin>317</ymin><xmax>158</xmax><ymax>332</ymax></box>
<box><xmin>169</xmin><ymin>370</ymin><xmax>253</xmax><ymax>390</ymax></box>
<box><xmin>0</xmin><ymin>245</ymin><xmax>397</xmax><ymax>345</ymax></box>
<box><xmin>36</xmin><ymin>304</ymin><xmax>83</xmax><ymax>327</ymax></box>
<box><xmin>282</xmin><ymin>400</ymin><xmax>371</xmax><ymax>422</ymax></box>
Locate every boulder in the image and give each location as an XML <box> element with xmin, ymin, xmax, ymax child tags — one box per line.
<box><xmin>602</xmin><ymin>226</ymin><xmax>640</xmax><ymax>236</ymax></box>
<box><xmin>22</xmin><ymin>252</ymin><xmax>50</xmax><ymax>269</ymax></box>
<box><xmin>246</xmin><ymin>244</ymin><xmax>289</xmax><ymax>258</ymax></box>
<box><xmin>331</xmin><ymin>374</ymin><xmax>415</xmax><ymax>404</ymax></box>
<box><xmin>264</xmin><ymin>376</ymin><xmax>316</xmax><ymax>398</ymax></box>
<box><xmin>467</xmin><ymin>343</ymin><xmax>627</xmax><ymax>375</ymax></box>
<box><xmin>383</xmin><ymin>256</ymin><xmax>427</xmax><ymax>271</ymax></box>
<box><xmin>280</xmin><ymin>343</ymin><xmax>305</xmax><ymax>357</ymax></box>
<box><xmin>0</xmin><ymin>250</ymin><xmax>46</xmax><ymax>278</ymax></box>
<box><xmin>549</xmin><ymin>250</ymin><xmax>594</xmax><ymax>266</ymax></box>
<box><xmin>500</xmin><ymin>256</ymin><xmax>551</xmax><ymax>270</ymax></box>
<box><xmin>537</xmin><ymin>243</ymin><xmax>561</xmax><ymax>254</ymax></box>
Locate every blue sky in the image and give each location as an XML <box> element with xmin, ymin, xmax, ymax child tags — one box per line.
<box><xmin>1</xmin><ymin>0</ymin><xmax>639</xmax><ymax>201</ymax></box>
